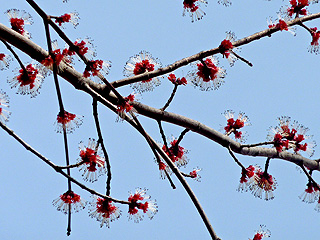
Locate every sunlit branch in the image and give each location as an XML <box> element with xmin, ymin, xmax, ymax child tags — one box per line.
<box><xmin>109</xmin><ymin>12</ymin><xmax>320</xmax><ymax>88</ymax></box>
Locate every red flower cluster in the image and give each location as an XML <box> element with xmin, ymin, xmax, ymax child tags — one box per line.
<box><xmin>299</xmin><ymin>181</ymin><xmax>320</xmax><ymax>204</ymax></box>
<box><xmin>238</xmin><ymin>165</ymin><xmax>277</xmax><ymax>201</ymax></box>
<box><xmin>54</xmin><ymin>12</ymin><xmax>79</xmax><ymax>28</ymax></box>
<box><xmin>78</xmin><ymin>138</ymin><xmax>106</xmax><ymax>182</ymax></box>
<box><xmin>6</xmin><ymin>9</ymin><xmax>33</xmax><ymax>38</ymax></box>
<box><xmin>188</xmin><ymin>56</ymin><xmax>226</xmax><ymax>91</ymax></box>
<box><xmin>162</xmin><ymin>139</ymin><xmax>189</xmax><ymax>168</ymax></box>
<box><xmin>8</xmin><ymin>63</ymin><xmax>46</xmax><ymax>97</ymax></box>
<box><xmin>309</xmin><ymin>27</ymin><xmax>320</xmax><ymax>54</ymax></box>
<box><xmin>83</xmin><ymin>59</ymin><xmax>111</xmax><ymax>79</ymax></box>
<box><xmin>55</xmin><ymin>110</ymin><xmax>83</xmax><ymax>133</ymax></box>
<box><xmin>168</xmin><ymin>73</ymin><xmax>187</xmax><ymax>86</ymax></box>
<box><xmin>117</xmin><ymin>94</ymin><xmax>135</xmax><ymax>114</ymax></box>
<box><xmin>223</xmin><ymin>110</ymin><xmax>250</xmax><ymax>142</ymax></box>
<box><xmin>267</xmin><ymin>116</ymin><xmax>316</xmax><ymax>156</ymax></box>
<box><xmin>182</xmin><ymin>0</ymin><xmax>207</xmax><ymax>22</ymax></box>
<box><xmin>41</xmin><ymin>41</ymin><xmax>74</xmax><ymax>67</ymax></box>
<box><xmin>237</xmin><ymin>165</ymin><xmax>257</xmax><ymax>192</ymax></box>
<box><xmin>128</xmin><ymin>188</ymin><xmax>158</xmax><ymax>222</ymax></box>
<box><xmin>89</xmin><ymin>197</ymin><xmax>121</xmax><ymax>228</ymax></box>
<box><xmin>52</xmin><ymin>190</ymin><xmax>85</xmax><ymax>214</ymax></box>
<box><xmin>123</xmin><ymin>51</ymin><xmax>162</xmax><ymax>92</ymax></box>
<box><xmin>219</xmin><ymin>32</ymin><xmax>238</xmax><ymax>66</ymax></box>
<box><xmin>251</xmin><ymin>169</ymin><xmax>277</xmax><ymax>201</ymax></box>
<box><xmin>286</xmin><ymin>0</ymin><xmax>309</xmax><ymax>17</ymax></box>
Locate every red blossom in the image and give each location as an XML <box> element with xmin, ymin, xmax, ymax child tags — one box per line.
<box><xmin>78</xmin><ymin>138</ymin><xmax>106</xmax><ymax>182</ymax></box>
<box><xmin>117</xmin><ymin>94</ymin><xmax>135</xmax><ymax>114</ymax></box>
<box><xmin>219</xmin><ymin>39</ymin><xmax>233</xmax><ymax>58</ymax></box>
<box><xmin>183</xmin><ymin>0</ymin><xmax>207</xmax><ymax>22</ymax></box>
<box><xmin>128</xmin><ymin>188</ymin><xmax>157</xmax><ymax>222</ymax></box>
<box><xmin>224</xmin><ymin>111</ymin><xmax>249</xmax><ymax>141</ymax></box>
<box><xmin>162</xmin><ymin>139</ymin><xmax>189</xmax><ymax>167</ymax></box>
<box><xmin>10</xmin><ymin>18</ymin><xmax>25</xmax><ymax>35</ymax></box>
<box><xmin>6</xmin><ymin>9</ymin><xmax>33</xmax><ymax>38</ymax></box>
<box><xmin>52</xmin><ymin>190</ymin><xmax>85</xmax><ymax>214</ymax></box>
<box><xmin>55</xmin><ymin>13</ymin><xmax>71</xmax><ymax>26</ymax></box>
<box><xmin>8</xmin><ymin>63</ymin><xmax>45</xmax><ymax>97</ymax></box>
<box><xmin>168</xmin><ymin>73</ymin><xmax>187</xmax><ymax>85</ymax></box>
<box><xmin>83</xmin><ymin>60</ymin><xmax>104</xmax><ymax>77</ymax></box>
<box><xmin>89</xmin><ymin>197</ymin><xmax>121</xmax><ymax>228</ymax></box>
<box><xmin>197</xmin><ymin>58</ymin><xmax>220</xmax><ymax>82</ymax></box>
<box><xmin>55</xmin><ymin>110</ymin><xmax>83</xmax><ymax>133</ymax></box>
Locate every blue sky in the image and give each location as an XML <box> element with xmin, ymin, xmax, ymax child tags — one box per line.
<box><xmin>1</xmin><ymin>0</ymin><xmax>320</xmax><ymax>239</ymax></box>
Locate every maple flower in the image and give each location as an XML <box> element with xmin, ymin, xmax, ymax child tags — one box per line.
<box><xmin>55</xmin><ymin>110</ymin><xmax>83</xmax><ymax>134</ymax></box>
<box><xmin>54</xmin><ymin>12</ymin><xmax>79</xmax><ymax>28</ymax></box>
<box><xmin>251</xmin><ymin>169</ymin><xmax>277</xmax><ymax>201</ymax></box>
<box><xmin>6</xmin><ymin>9</ymin><xmax>33</xmax><ymax>38</ymax></box>
<box><xmin>123</xmin><ymin>50</ymin><xmax>162</xmax><ymax>93</ymax></box>
<box><xmin>267</xmin><ymin>116</ymin><xmax>316</xmax><ymax>156</ymax></box>
<box><xmin>223</xmin><ymin>110</ymin><xmax>250</xmax><ymax>142</ymax></box>
<box><xmin>128</xmin><ymin>188</ymin><xmax>158</xmax><ymax>222</ymax></box>
<box><xmin>41</xmin><ymin>40</ymin><xmax>74</xmax><ymax>67</ymax></box>
<box><xmin>78</xmin><ymin>138</ymin><xmax>106</xmax><ymax>182</ymax></box>
<box><xmin>168</xmin><ymin>73</ymin><xmax>187</xmax><ymax>86</ymax></box>
<box><xmin>0</xmin><ymin>90</ymin><xmax>11</xmax><ymax>123</ymax></box>
<box><xmin>117</xmin><ymin>94</ymin><xmax>135</xmax><ymax>114</ymax></box>
<box><xmin>189</xmin><ymin>168</ymin><xmax>202</xmax><ymax>181</ymax></box>
<box><xmin>188</xmin><ymin>56</ymin><xmax>226</xmax><ymax>91</ymax></box>
<box><xmin>52</xmin><ymin>190</ymin><xmax>86</xmax><ymax>214</ymax></box>
<box><xmin>182</xmin><ymin>0</ymin><xmax>208</xmax><ymax>22</ymax></box>
<box><xmin>308</xmin><ymin>27</ymin><xmax>320</xmax><ymax>54</ymax></box>
<box><xmin>89</xmin><ymin>196</ymin><xmax>121</xmax><ymax>228</ymax></box>
<box><xmin>219</xmin><ymin>31</ymin><xmax>238</xmax><ymax>66</ymax></box>
<box><xmin>237</xmin><ymin>165</ymin><xmax>259</xmax><ymax>192</ymax></box>
<box><xmin>284</xmin><ymin>0</ymin><xmax>309</xmax><ymax>18</ymax></box>
<box><xmin>267</xmin><ymin>16</ymin><xmax>296</xmax><ymax>36</ymax></box>
<box><xmin>66</xmin><ymin>38</ymin><xmax>97</xmax><ymax>60</ymax></box>
<box><xmin>299</xmin><ymin>181</ymin><xmax>319</xmax><ymax>203</ymax></box>
<box><xmin>8</xmin><ymin>63</ymin><xmax>47</xmax><ymax>97</ymax></box>
<box><xmin>157</xmin><ymin>160</ymin><xmax>171</xmax><ymax>179</ymax></box>
<box><xmin>162</xmin><ymin>138</ymin><xmax>189</xmax><ymax>168</ymax></box>
<box><xmin>0</xmin><ymin>53</ymin><xmax>12</xmax><ymax>70</ymax></box>
<box><xmin>83</xmin><ymin>59</ymin><xmax>111</xmax><ymax>79</ymax></box>
<box><xmin>249</xmin><ymin>225</ymin><xmax>271</xmax><ymax>240</ymax></box>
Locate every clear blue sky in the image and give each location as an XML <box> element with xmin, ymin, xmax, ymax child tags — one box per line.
<box><xmin>1</xmin><ymin>0</ymin><xmax>320</xmax><ymax>239</ymax></box>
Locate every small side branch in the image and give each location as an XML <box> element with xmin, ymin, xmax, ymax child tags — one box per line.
<box><xmin>92</xmin><ymin>99</ymin><xmax>112</xmax><ymax>196</ymax></box>
<box><xmin>161</xmin><ymin>84</ymin><xmax>178</xmax><ymax>111</ymax></box>
<box><xmin>0</xmin><ymin>121</ymin><xmax>129</xmax><ymax>205</ymax></box>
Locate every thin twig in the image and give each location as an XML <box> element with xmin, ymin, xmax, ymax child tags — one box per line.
<box><xmin>0</xmin><ymin>121</ymin><xmax>129</xmax><ymax>205</ymax></box>
<box><xmin>92</xmin><ymin>99</ymin><xmax>112</xmax><ymax>196</ymax></box>
<box><xmin>83</xmin><ymin>85</ymin><xmax>220</xmax><ymax>239</ymax></box>
<box><xmin>0</xmin><ymin>39</ymin><xmax>26</xmax><ymax>71</ymax></box>
<box><xmin>228</xmin><ymin>144</ymin><xmax>246</xmax><ymax>171</ymax></box>
<box><xmin>230</xmin><ymin>50</ymin><xmax>253</xmax><ymax>67</ymax></box>
<box><xmin>241</xmin><ymin>141</ymin><xmax>274</xmax><ymax>148</ymax></box>
<box><xmin>264</xmin><ymin>157</ymin><xmax>271</xmax><ymax>173</ymax></box>
<box><xmin>161</xmin><ymin>84</ymin><xmax>178</xmax><ymax>111</ymax></box>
